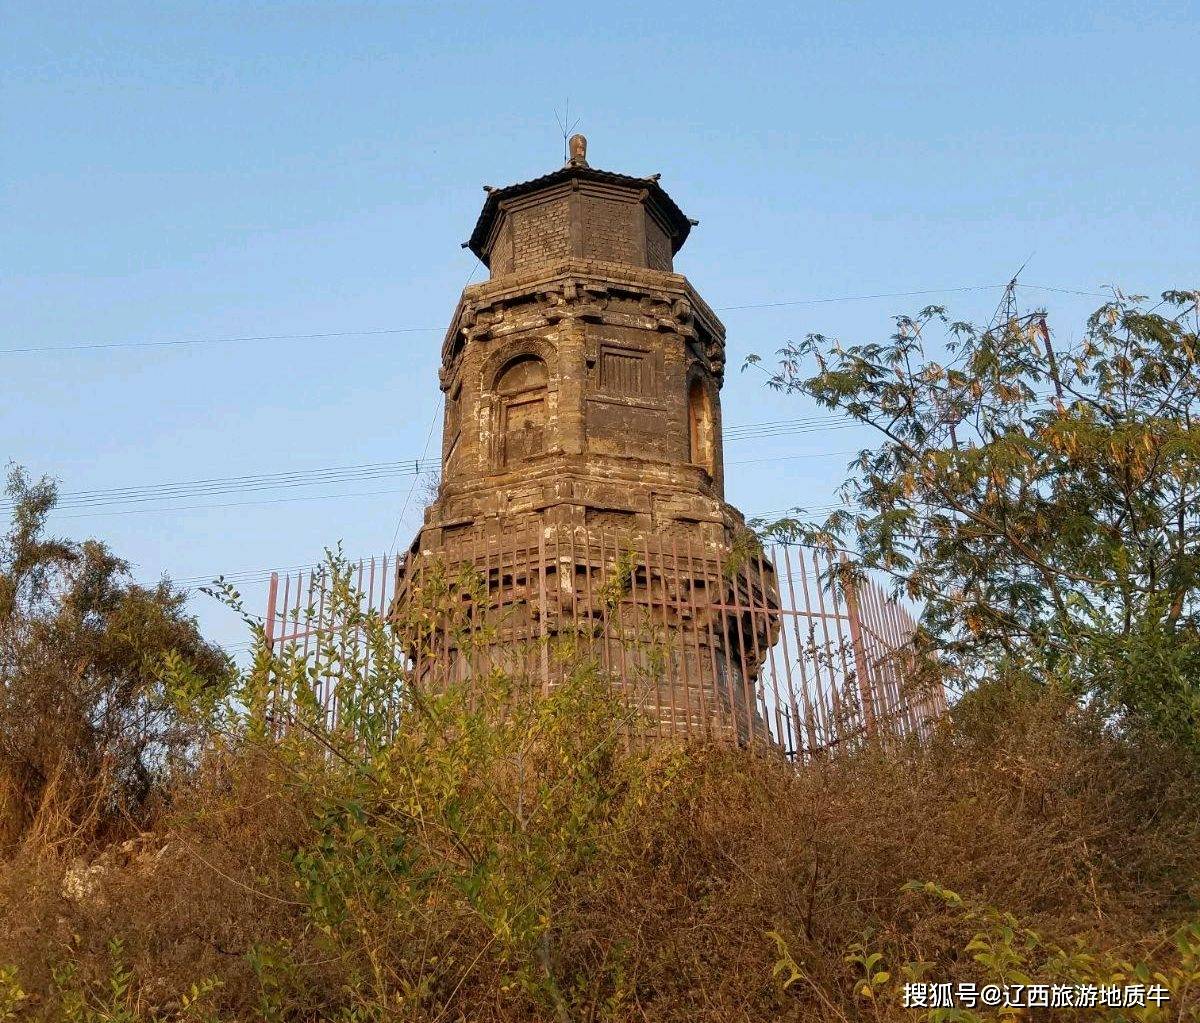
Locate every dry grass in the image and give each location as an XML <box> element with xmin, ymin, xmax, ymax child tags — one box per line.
<box><xmin>1</xmin><ymin>676</ymin><xmax>1196</xmax><ymax>1022</ymax></box>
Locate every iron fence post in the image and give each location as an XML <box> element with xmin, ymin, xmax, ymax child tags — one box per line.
<box><xmin>841</xmin><ymin>557</ymin><xmax>878</xmax><ymax>740</ymax></box>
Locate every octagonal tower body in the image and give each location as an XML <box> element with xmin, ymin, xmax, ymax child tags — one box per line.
<box><xmin>397</xmin><ymin>139</ymin><xmax>778</xmax><ymax>744</ymax></box>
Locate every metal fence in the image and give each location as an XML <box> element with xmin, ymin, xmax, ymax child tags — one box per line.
<box><xmin>263</xmin><ymin>527</ymin><xmax>946</xmax><ymax>760</ymax></box>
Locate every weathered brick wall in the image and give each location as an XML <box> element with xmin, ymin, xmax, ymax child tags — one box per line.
<box><xmin>509</xmin><ymin>197</ymin><xmax>571</xmax><ymax>272</ymax></box>
<box><xmin>581</xmin><ymin>195</ymin><xmax>641</xmax><ymax>265</ymax></box>
<box><xmin>645</xmin><ymin>217</ymin><xmax>673</xmax><ymax>271</ymax></box>
<box><xmin>481</xmin><ymin>175</ymin><xmax>682</xmax><ymax>278</ymax></box>
<box><xmin>489</xmin><ymin>231</ymin><xmax>514</xmax><ymax>276</ymax></box>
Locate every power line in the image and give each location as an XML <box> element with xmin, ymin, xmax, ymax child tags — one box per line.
<box><xmin>29</xmin><ymin>460</ymin><xmax>430</xmax><ymax>511</ymax></box>
<box><xmin>5</xmin><ymin>279</ymin><xmax>1111</xmax><ymax>358</ymax></box>
<box><xmin>728</xmin><ymin>449</ymin><xmax>857</xmax><ymax>467</ymax></box>
<box><xmin>173</xmin><ymin>496</ymin><xmax>853</xmax><ymax>591</ymax></box>
<box><xmin>725</xmin><ymin>417</ymin><xmax>855</xmax><ymax>440</ymax></box>
<box><xmin>1020</xmin><ymin>283</ymin><xmax>1111</xmax><ymax>299</ymax></box>
<box><xmin>0</xmin><ymin>327</ymin><xmax>442</xmax><ymax>357</ymax></box>
<box><xmin>49</xmin><ymin>484</ymin><xmax>427</xmax><ymax>521</ymax></box>
<box><xmin>18</xmin><ymin>416</ymin><xmax>855</xmax><ymax>517</ymax></box>
<box><xmin>381</xmin><ymin>259</ymin><xmax>484</xmax><ymax>553</ymax></box>
<box><xmin>40</xmin><ymin>373</ymin><xmax>1099</xmax><ymax>521</ymax></box>
<box><xmin>388</xmin><ymin>407</ymin><xmax>440</xmax><ymax>553</ymax></box>
<box><xmin>750</xmin><ymin>503</ymin><xmax>844</xmax><ymax>518</ymax></box>
<box><xmin>716</xmin><ymin>283</ymin><xmax>1004</xmax><ymax>312</ymax></box>
<box><xmin>166</xmin><ymin>456</ymin><xmax>862</xmax><ymax>588</ymax></box>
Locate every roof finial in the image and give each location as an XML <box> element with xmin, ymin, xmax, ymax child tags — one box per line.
<box><xmin>567</xmin><ymin>133</ymin><xmax>588</xmax><ymax>168</ymax></box>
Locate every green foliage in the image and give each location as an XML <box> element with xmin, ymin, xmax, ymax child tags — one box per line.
<box><xmin>844</xmin><ymin>942</ymin><xmax>891</xmax><ymax>1002</ymax></box>
<box><xmin>3</xmin><ymin>662</ymin><xmax>1198</xmax><ymax>1020</ymax></box>
<box><xmin>0</xmin><ymin>466</ymin><xmax>232</xmax><ymax>851</ymax></box>
<box><xmin>599</xmin><ymin>547</ymin><xmax>638</xmax><ymax>611</ymax></box>
<box><xmin>843</xmin><ymin>882</ymin><xmax>1200</xmax><ymax>1022</ymax></box>
<box><xmin>0</xmin><ymin>965</ymin><xmax>27</xmax><ymax>1021</ymax></box>
<box><xmin>722</xmin><ymin>525</ymin><xmax>764</xmax><ymax>579</ymax></box>
<box><xmin>766</xmin><ymin>929</ymin><xmax>805</xmax><ymax>991</ymax></box>
<box><xmin>753</xmin><ymin>290</ymin><xmax>1200</xmax><ymax>746</ymax></box>
<box><xmin>245</xmin><ymin>941</ymin><xmax>298</xmax><ymax>1023</ymax></box>
<box><xmin>40</xmin><ymin>939</ymin><xmax>223</xmax><ymax>1023</ymax></box>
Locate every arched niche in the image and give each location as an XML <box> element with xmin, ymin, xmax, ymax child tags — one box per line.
<box><xmin>495</xmin><ymin>354</ymin><xmax>548</xmax><ymax>467</ymax></box>
<box><xmin>688</xmin><ymin>375</ymin><xmax>715</xmax><ymax>477</ymax></box>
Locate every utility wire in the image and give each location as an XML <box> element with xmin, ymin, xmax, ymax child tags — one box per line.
<box><xmin>174</xmin><ymin>496</ymin><xmax>852</xmax><ymax>590</ymax></box>
<box><xmin>33</xmin><ymin>375</ymin><xmax>1100</xmax><ymax>519</ymax></box>
<box><xmin>177</xmin><ymin>458</ymin><xmax>861</xmax><ymax>590</ymax></box>
<box><xmin>16</xmin><ymin>416</ymin><xmax>855</xmax><ymax>515</ymax></box>
<box><xmin>4</xmin><ymin>280</ymin><xmax>1111</xmax><ymax>358</ymax></box>
<box><xmin>1020</xmin><ymin>283</ymin><xmax>1113</xmax><ymax>299</ymax></box>
<box><xmin>49</xmin><ymin>484</ymin><xmax>426</xmax><ymax>521</ymax></box>
<box><xmin>726</xmin><ymin>417</ymin><xmax>854</xmax><ymax>438</ymax></box>
<box><xmin>382</xmin><ymin>258</ymin><xmax>482</xmax><ymax>554</ymax></box>
<box><xmin>716</xmin><ymin>283</ymin><xmax>1003</xmax><ymax>312</ymax></box>
<box><xmin>388</xmin><ymin>406</ymin><xmax>440</xmax><ymax>553</ymax></box>
<box><xmin>0</xmin><ymin>327</ymin><xmax>441</xmax><ymax>357</ymax></box>
<box><xmin>31</xmin><ymin>460</ymin><xmax>430</xmax><ymax>511</ymax></box>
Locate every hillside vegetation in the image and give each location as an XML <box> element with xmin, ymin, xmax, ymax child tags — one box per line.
<box><xmin>2</xmin><ymin>291</ymin><xmax>1199</xmax><ymax>1022</ymax></box>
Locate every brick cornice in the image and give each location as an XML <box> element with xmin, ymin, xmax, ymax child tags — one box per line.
<box><xmin>441</xmin><ymin>259</ymin><xmax>726</xmax><ymax>380</ymax></box>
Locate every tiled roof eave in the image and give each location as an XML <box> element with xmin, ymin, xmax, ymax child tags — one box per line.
<box><xmin>466</xmin><ymin>165</ymin><xmax>692</xmax><ymax>262</ymax></box>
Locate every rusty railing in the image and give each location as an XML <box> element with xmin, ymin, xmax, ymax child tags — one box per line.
<box><xmin>262</xmin><ymin>526</ymin><xmax>945</xmax><ymax>760</ymax></box>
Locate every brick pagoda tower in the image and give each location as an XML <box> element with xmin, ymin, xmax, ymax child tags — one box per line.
<box><xmin>396</xmin><ymin>137</ymin><xmax>778</xmax><ymax>744</ymax></box>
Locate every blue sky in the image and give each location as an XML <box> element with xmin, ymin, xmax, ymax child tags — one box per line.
<box><xmin>4</xmin><ymin>0</ymin><xmax>1197</xmax><ymax>654</ymax></box>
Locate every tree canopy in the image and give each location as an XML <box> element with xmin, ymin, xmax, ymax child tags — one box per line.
<box><xmin>752</xmin><ymin>289</ymin><xmax>1200</xmax><ymax>744</ymax></box>
<box><xmin>0</xmin><ymin>466</ymin><xmax>230</xmax><ymax>852</ymax></box>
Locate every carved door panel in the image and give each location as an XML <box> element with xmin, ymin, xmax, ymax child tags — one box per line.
<box><xmin>494</xmin><ymin>355</ymin><xmax>549</xmax><ymax>468</ymax></box>
<box><xmin>502</xmin><ymin>394</ymin><xmax>546</xmax><ymax>465</ymax></box>
<box><xmin>688</xmin><ymin>378</ymin><xmax>714</xmax><ymax>474</ymax></box>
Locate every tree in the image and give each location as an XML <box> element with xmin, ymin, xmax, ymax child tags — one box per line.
<box><xmin>0</xmin><ymin>466</ymin><xmax>230</xmax><ymax>851</ymax></box>
<box><xmin>751</xmin><ymin>289</ymin><xmax>1200</xmax><ymax>744</ymax></box>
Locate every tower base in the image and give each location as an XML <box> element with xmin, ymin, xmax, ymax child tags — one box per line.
<box><xmin>394</xmin><ymin>514</ymin><xmax>781</xmax><ymax>746</ymax></box>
